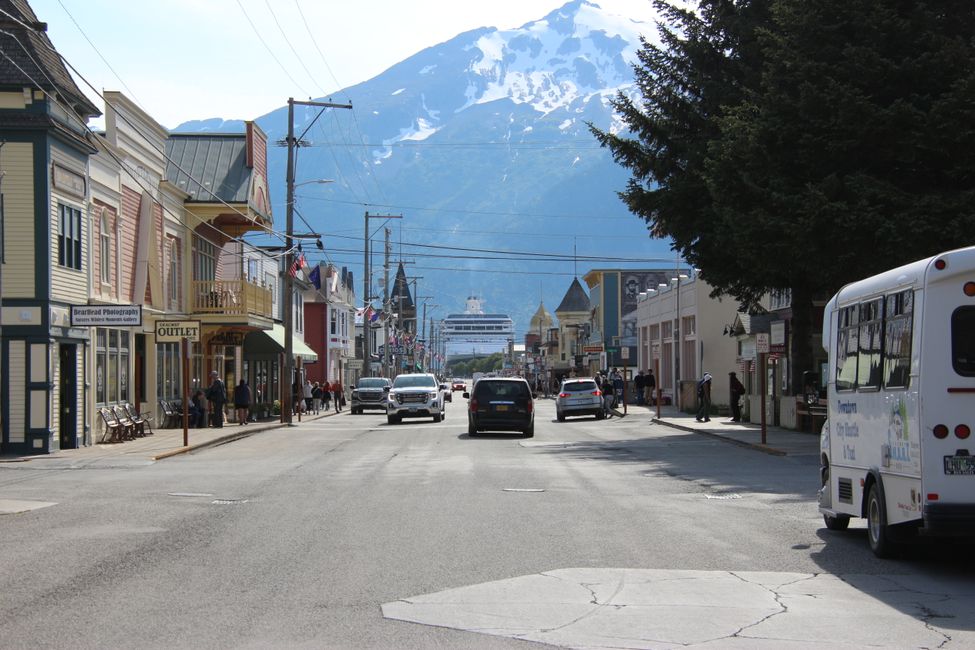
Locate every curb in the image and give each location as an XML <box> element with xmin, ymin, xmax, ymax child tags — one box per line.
<box><xmin>151</xmin><ymin>410</ymin><xmax>342</xmax><ymax>460</ymax></box>
<box><xmin>651</xmin><ymin>418</ymin><xmax>788</xmax><ymax>456</ymax></box>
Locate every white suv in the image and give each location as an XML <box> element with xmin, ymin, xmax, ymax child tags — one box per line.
<box><xmin>387</xmin><ymin>373</ymin><xmax>445</xmax><ymax>424</ymax></box>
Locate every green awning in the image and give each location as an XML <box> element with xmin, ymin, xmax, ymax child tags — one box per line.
<box><xmin>261</xmin><ymin>324</ymin><xmax>319</xmax><ymax>362</ymax></box>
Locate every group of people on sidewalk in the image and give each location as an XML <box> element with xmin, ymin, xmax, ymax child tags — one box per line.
<box><xmin>183</xmin><ymin>372</ymin><xmax>352</xmax><ymax>430</ymax></box>
<box><xmin>695</xmin><ymin>370</ymin><xmax>746</xmax><ymax>423</ymax></box>
<box><xmin>300</xmin><ymin>379</ymin><xmax>345</xmax><ymax>415</ymax></box>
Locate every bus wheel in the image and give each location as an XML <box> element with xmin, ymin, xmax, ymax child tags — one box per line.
<box><xmin>824</xmin><ymin>513</ymin><xmax>850</xmax><ymax>531</ymax></box>
<box><xmin>867</xmin><ymin>483</ymin><xmax>894</xmax><ymax>558</ymax></box>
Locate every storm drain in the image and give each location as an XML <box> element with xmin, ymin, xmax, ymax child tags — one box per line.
<box><xmin>211</xmin><ymin>499</ymin><xmax>248</xmax><ymax>505</ymax></box>
<box><xmin>705</xmin><ymin>493</ymin><xmax>742</xmax><ymax>500</ymax></box>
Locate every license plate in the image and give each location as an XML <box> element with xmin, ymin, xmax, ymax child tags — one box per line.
<box><xmin>495</xmin><ymin>405</ymin><xmax>509</xmax><ymax>412</ymax></box>
<box><xmin>944</xmin><ymin>455</ymin><xmax>975</xmax><ymax>475</ymax></box>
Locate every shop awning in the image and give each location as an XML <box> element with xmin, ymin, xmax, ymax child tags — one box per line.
<box><xmin>260</xmin><ymin>324</ymin><xmax>319</xmax><ymax>362</ymax></box>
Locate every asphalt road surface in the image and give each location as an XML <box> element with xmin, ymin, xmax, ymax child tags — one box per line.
<box><xmin>2</xmin><ymin>398</ymin><xmax>973</xmax><ymax>649</ymax></box>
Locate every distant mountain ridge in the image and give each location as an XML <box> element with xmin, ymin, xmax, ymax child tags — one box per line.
<box><xmin>175</xmin><ymin>1</ymin><xmax>673</xmax><ymax>337</ymax></box>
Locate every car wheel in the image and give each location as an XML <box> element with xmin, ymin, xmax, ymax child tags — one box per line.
<box><xmin>468</xmin><ymin>419</ymin><xmax>477</xmax><ymax>436</ymax></box>
<box><xmin>557</xmin><ymin>411</ymin><xmax>565</xmax><ymax>422</ymax></box>
<box><xmin>387</xmin><ymin>414</ymin><xmax>400</xmax><ymax>425</ymax></box>
<box><xmin>434</xmin><ymin>413</ymin><xmax>442</xmax><ymax>423</ymax></box>
<box><xmin>523</xmin><ymin>424</ymin><xmax>534</xmax><ymax>438</ymax></box>
<box><xmin>595</xmin><ymin>411</ymin><xmax>605</xmax><ymax>420</ymax></box>
<box><xmin>866</xmin><ymin>482</ymin><xmax>894</xmax><ymax>558</ymax></box>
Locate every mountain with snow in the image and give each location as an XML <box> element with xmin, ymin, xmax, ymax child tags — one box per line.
<box><xmin>176</xmin><ymin>0</ymin><xmax>671</xmax><ymax>336</ymax></box>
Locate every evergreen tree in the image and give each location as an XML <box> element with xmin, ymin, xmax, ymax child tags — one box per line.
<box><xmin>594</xmin><ymin>0</ymin><xmax>975</xmax><ymax>389</ymax></box>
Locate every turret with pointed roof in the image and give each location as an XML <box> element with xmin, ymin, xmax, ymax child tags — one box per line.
<box><xmin>530</xmin><ymin>300</ymin><xmax>554</xmax><ymax>333</ymax></box>
<box><xmin>555</xmin><ymin>278</ymin><xmax>590</xmax><ymax>314</ymax></box>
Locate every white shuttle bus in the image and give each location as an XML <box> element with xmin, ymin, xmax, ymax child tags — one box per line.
<box><xmin>819</xmin><ymin>245</ymin><xmax>975</xmax><ymax>557</ymax></box>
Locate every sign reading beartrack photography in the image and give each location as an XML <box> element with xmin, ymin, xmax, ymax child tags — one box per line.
<box><xmin>155</xmin><ymin>320</ymin><xmax>201</xmax><ymax>342</ymax></box>
<box><xmin>70</xmin><ymin>304</ymin><xmax>142</xmax><ymax>327</ymax></box>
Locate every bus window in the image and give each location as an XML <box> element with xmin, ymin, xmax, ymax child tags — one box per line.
<box><xmin>952</xmin><ymin>306</ymin><xmax>975</xmax><ymax>376</ymax></box>
<box><xmin>883</xmin><ymin>290</ymin><xmax>913</xmax><ymax>389</ymax></box>
<box><xmin>835</xmin><ymin>305</ymin><xmax>858</xmax><ymax>391</ymax></box>
<box><xmin>857</xmin><ymin>299</ymin><xmax>883</xmax><ymax>390</ymax></box>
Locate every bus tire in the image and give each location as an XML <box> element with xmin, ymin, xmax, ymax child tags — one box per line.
<box><xmin>824</xmin><ymin>513</ymin><xmax>850</xmax><ymax>531</ymax></box>
<box><xmin>867</xmin><ymin>483</ymin><xmax>895</xmax><ymax>558</ymax></box>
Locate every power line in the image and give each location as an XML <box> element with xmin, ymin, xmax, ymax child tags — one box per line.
<box><xmin>233</xmin><ymin>0</ymin><xmax>311</xmax><ymax>98</ymax></box>
<box><xmin>294</xmin><ymin>195</ymin><xmax>636</xmax><ymax>221</ymax></box>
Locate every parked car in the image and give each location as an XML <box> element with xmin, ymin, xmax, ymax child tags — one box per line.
<box><xmin>464</xmin><ymin>377</ymin><xmax>534</xmax><ymax>437</ymax></box>
<box><xmin>350</xmin><ymin>377</ymin><xmax>391</xmax><ymax>414</ymax></box>
<box><xmin>451</xmin><ymin>379</ymin><xmax>466</xmax><ymax>392</ymax></box>
<box><xmin>440</xmin><ymin>382</ymin><xmax>452</xmax><ymax>403</ymax></box>
<box><xmin>387</xmin><ymin>373</ymin><xmax>445</xmax><ymax>424</ymax></box>
<box><xmin>555</xmin><ymin>378</ymin><xmax>604</xmax><ymax>421</ymax></box>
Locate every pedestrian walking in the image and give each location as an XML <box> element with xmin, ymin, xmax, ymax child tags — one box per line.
<box><xmin>635</xmin><ymin>371</ymin><xmax>646</xmax><ymax>405</ymax></box>
<box><xmin>600</xmin><ymin>373</ymin><xmax>625</xmax><ymax>418</ymax></box>
<box><xmin>303</xmin><ymin>378</ymin><xmax>314</xmax><ymax>414</ymax></box>
<box><xmin>234</xmin><ymin>379</ymin><xmax>251</xmax><ymax>425</ymax></box>
<box><xmin>331</xmin><ymin>380</ymin><xmax>343</xmax><ymax>412</ymax></box>
<box><xmin>728</xmin><ymin>371</ymin><xmax>746</xmax><ymax>422</ymax></box>
<box><xmin>312</xmin><ymin>382</ymin><xmax>323</xmax><ymax>414</ymax></box>
<box><xmin>696</xmin><ymin>372</ymin><xmax>712</xmax><ymax>422</ymax></box>
<box><xmin>611</xmin><ymin>368</ymin><xmax>623</xmax><ymax>408</ymax></box>
<box><xmin>206</xmin><ymin>370</ymin><xmax>227</xmax><ymax>428</ymax></box>
<box><xmin>645</xmin><ymin>369</ymin><xmax>656</xmax><ymax>405</ymax></box>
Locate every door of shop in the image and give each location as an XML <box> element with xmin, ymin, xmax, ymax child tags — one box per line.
<box><xmin>58</xmin><ymin>344</ymin><xmax>77</xmax><ymax>449</ymax></box>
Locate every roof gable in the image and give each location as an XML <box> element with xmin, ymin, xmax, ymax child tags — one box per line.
<box><xmin>555</xmin><ymin>277</ymin><xmax>590</xmax><ymax>313</ymax></box>
<box><xmin>165</xmin><ymin>134</ymin><xmax>251</xmax><ymax>205</ymax></box>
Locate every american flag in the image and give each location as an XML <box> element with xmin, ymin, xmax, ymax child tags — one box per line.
<box><xmin>288</xmin><ymin>253</ymin><xmax>307</xmax><ymax>278</ymax></box>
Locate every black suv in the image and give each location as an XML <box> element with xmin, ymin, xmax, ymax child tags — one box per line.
<box><xmin>464</xmin><ymin>377</ymin><xmax>534</xmax><ymax>437</ymax></box>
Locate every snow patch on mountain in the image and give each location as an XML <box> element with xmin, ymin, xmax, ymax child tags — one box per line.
<box><xmin>454</xmin><ymin>0</ymin><xmax>647</xmax><ymax>116</ymax></box>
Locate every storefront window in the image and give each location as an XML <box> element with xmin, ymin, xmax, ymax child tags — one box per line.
<box><xmin>156</xmin><ymin>342</ymin><xmax>181</xmax><ymax>400</ymax></box>
<box><xmin>96</xmin><ymin>327</ymin><xmax>133</xmax><ymax>405</ymax></box>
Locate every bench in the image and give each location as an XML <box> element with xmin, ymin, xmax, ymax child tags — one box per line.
<box><xmin>98</xmin><ymin>407</ymin><xmax>135</xmax><ymax>442</ymax></box>
<box><xmin>124</xmin><ymin>403</ymin><xmax>153</xmax><ymax>435</ymax></box>
<box><xmin>796</xmin><ymin>398</ymin><xmax>827</xmax><ymax>433</ymax></box>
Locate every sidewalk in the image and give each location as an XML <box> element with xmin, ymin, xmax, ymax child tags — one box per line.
<box><xmin>0</xmin><ymin>409</ymin><xmax>341</xmax><ymax>465</ymax></box>
<box><xmin>635</xmin><ymin>403</ymin><xmax>821</xmax><ymax>457</ymax></box>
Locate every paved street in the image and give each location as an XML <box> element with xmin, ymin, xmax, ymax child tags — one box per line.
<box><xmin>2</xmin><ymin>398</ymin><xmax>973</xmax><ymax>649</ymax></box>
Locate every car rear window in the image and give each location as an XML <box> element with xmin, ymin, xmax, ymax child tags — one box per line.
<box><xmin>563</xmin><ymin>381</ymin><xmax>597</xmax><ymax>392</ymax></box>
<box><xmin>474</xmin><ymin>381</ymin><xmax>530</xmax><ymax>400</ymax></box>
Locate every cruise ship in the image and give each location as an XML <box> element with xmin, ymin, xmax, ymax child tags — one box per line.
<box><xmin>442</xmin><ymin>296</ymin><xmax>514</xmax><ymax>355</ymax></box>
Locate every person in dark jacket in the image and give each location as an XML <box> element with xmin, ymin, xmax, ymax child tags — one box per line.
<box><xmin>189</xmin><ymin>390</ymin><xmax>206</xmax><ymax>428</ymax></box>
<box><xmin>728</xmin><ymin>371</ymin><xmax>746</xmax><ymax>422</ymax></box>
<box><xmin>206</xmin><ymin>371</ymin><xmax>227</xmax><ymax>428</ymax></box>
<box><xmin>234</xmin><ymin>379</ymin><xmax>252</xmax><ymax>425</ymax></box>
<box><xmin>696</xmin><ymin>372</ymin><xmax>712</xmax><ymax>422</ymax></box>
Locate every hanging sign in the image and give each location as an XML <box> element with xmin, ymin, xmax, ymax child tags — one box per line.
<box><xmin>155</xmin><ymin>320</ymin><xmax>201</xmax><ymax>342</ymax></box>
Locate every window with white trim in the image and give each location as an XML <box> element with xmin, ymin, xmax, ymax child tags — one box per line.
<box><xmin>58</xmin><ymin>203</ymin><xmax>82</xmax><ymax>270</ymax></box>
<box><xmin>99</xmin><ymin>210</ymin><xmax>111</xmax><ymax>284</ymax></box>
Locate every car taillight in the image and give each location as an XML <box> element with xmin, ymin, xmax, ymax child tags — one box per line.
<box><xmin>470</xmin><ymin>398</ymin><xmax>478</xmax><ymax>411</ymax></box>
<box><xmin>526</xmin><ymin>400</ymin><xmax>533</xmax><ymax>413</ymax></box>
<box><xmin>594</xmin><ymin>390</ymin><xmax>602</xmax><ymax>396</ymax></box>
<box><xmin>559</xmin><ymin>392</ymin><xmax>570</xmax><ymax>398</ymax></box>
<box><xmin>956</xmin><ymin>424</ymin><xmax>971</xmax><ymax>440</ymax></box>
<box><xmin>933</xmin><ymin>424</ymin><xmax>949</xmax><ymax>439</ymax></box>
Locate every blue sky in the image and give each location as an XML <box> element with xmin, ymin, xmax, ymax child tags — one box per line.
<box><xmin>32</xmin><ymin>0</ymin><xmax>658</xmax><ymax>129</ymax></box>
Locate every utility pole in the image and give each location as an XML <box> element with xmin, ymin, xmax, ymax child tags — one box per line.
<box><xmin>382</xmin><ymin>227</ymin><xmax>391</xmax><ymax>379</ymax></box>
<box><xmin>284</xmin><ymin>97</ymin><xmax>350</xmax><ymax>424</ymax></box>
<box><xmin>363</xmin><ymin>212</ymin><xmax>400</xmax><ymax>377</ymax></box>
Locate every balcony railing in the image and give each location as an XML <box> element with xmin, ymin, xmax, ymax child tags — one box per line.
<box><xmin>192</xmin><ymin>280</ymin><xmax>272</xmax><ymax>318</ymax></box>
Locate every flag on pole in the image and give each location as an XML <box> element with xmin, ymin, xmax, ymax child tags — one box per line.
<box><xmin>309</xmin><ymin>264</ymin><xmax>321</xmax><ymax>289</ymax></box>
<box><xmin>288</xmin><ymin>252</ymin><xmax>307</xmax><ymax>278</ymax></box>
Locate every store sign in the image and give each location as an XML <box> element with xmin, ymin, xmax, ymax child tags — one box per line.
<box><xmin>582</xmin><ymin>345</ymin><xmax>604</xmax><ymax>353</ymax></box>
<box><xmin>770</xmin><ymin>321</ymin><xmax>787</xmax><ymax>352</ymax></box>
<box><xmin>70</xmin><ymin>304</ymin><xmax>142</xmax><ymax>327</ymax></box>
<box><xmin>209</xmin><ymin>331</ymin><xmax>245</xmax><ymax>346</ymax></box>
<box><xmin>756</xmin><ymin>333</ymin><xmax>770</xmax><ymax>354</ymax></box>
<box><xmin>155</xmin><ymin>320</ymin><xmax>201</xmax><ymax>342</ymax></box>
